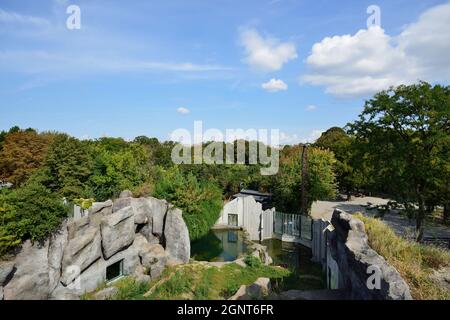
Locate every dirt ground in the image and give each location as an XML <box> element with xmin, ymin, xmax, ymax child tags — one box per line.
<box><xmin>311</xmin><ymin>196</ymin><xmax>450</xmax><ymax>239</ymax></box>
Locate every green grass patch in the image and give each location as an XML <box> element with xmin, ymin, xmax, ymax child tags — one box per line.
<box><xmin>355</xmin><ymin>213</ymin><xmax>450</xmax><ymax>300</ymax></box>
<box><xmin>92</xmin><ymin>258</ymin><xmax>291</xmax><ymax>300</ymax></box>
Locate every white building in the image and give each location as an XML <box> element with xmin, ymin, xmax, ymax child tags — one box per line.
<box><xmin>215</xmin><ymin>189</ymin><xmax>275</xmax><ymax>241</ymax></box>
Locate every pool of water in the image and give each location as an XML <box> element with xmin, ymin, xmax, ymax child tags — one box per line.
<box><xmin>261</xmin><ymin>239</ymin><xmax>312</xmax><ymax>270</ymax></box>
<box><xmin>262</xmin><ymin>238</ymin><xmax>326</xmax><ymax>291</ymax></box>
<box><xmin>191</xmin><ymin>229</ymin><xmax>248</xmax><ymax>262</ymax></box>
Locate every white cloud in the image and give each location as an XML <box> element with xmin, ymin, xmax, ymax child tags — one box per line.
<box><xmin>261</xmin><ymin>78</ymin><xmax>288</xmax><ymax>92</ymax></box>
<box><xmin>0</xmin><ymin>50</ymin><xmax>232</xmax><ymax>75</ymax></box>
<box><xmin>176</xmin><ymin>107</ymin><xmax>190</xmax><ymax>114</ymax></box>
<box><xmin>240</xmin><ymin>28</ymin><xmax>297</xmax><ymax>71</ymax></box>
<box><xmin>0</xmin><ymin>9</ymin><xmax>50</xmax><ymax>26</ymax></box>
<box><xmin>306</xmin><ymin>104</ymin><xmax>317</xmax><ymax>111</ymax></box>
<box><xmin>303</xmin><ymin>3</ymin><xmax>450</xmax><ymax>97</ymax></box>
<box><xmin>307</xmin><ymin>129</ymin><xmax>324</xmax><ymax>143</ymax></box>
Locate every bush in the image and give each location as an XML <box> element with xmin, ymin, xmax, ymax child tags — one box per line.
<box><xmin>153</xmin><ymin>167</ymin><xmax>222</xmax><ymax>241</ymax></box>
<box><xmin>0</xmin><ymin>178</ymin><xmax>68</xmax><ymax>255</ymax></box>
<box><xmin>244</xmin><ymin>254</ymin><xmax>263</xmax><ymax>268</ymax></box>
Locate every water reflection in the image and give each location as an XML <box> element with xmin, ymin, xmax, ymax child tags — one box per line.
<box><xmin>191</xmin><ymin>229</ymin><xmax>247</xmax><ymax>262</ymax></box>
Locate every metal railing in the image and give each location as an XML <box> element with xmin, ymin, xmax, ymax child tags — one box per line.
<box><xmin>274</xmin><ymin>211</ymin><xmax>312</xmax><ymax>240</ymax></box>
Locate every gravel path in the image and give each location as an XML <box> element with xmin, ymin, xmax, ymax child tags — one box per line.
<box><xmin>311</xmin><ymin>196</ymin><xmax>450</xmax><ymax>240</ymax></box>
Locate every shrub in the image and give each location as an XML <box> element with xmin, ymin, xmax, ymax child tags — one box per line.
<box><xmin>0</xmin><ymin>178</ymin><xmax>68</xmax><ymax>256</ymax></box>
<box><xmin>153</xmin><ymin>167</ymin><xmax>222</xmax><ymax>241</ymax></box>
<box><xmin>244</xmin><ymin>254</ymin><xmax>263</xmax><ymax>268</ymax></box>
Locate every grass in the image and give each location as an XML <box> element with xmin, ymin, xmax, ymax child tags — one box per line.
<box><xmin>355</xmin><ymin>213</ymin><xmax>450</xmax><ymax>300</ymax></box>
<box><xmin>86</xmin><ymin>255</ymin><xmax>301</xmax><ymax>300</ymax></box>
<box><xmin>144</xmin><ymin>259</ymin><xmax>291</xmax><ymax>300</ymax></box>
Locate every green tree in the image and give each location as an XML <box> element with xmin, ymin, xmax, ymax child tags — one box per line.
<box><xmin>88</xmin><ymin>142</ymin><xmax>151</xmax><ymax>201</ymax></box>
<box><xmin>315</xmin><ymin>127</ymin><xmax>360</xmax><ymax>200</ymax></box>
<box><xmin>43</xmin><ymin>134</ymin><xmax>93</xmax><ymax>199</ymax></box>
<box><xmin>0</xmin><ymin>176</ymin><xmax>68</xmax><ymax>255</ymax></box>
<box><xmin>348</xmin><ymin>82</ymin><xmax>450</xmax><ymax>241</ymax></box>
<box><xmin>153</xmin><ymin>167</ymin><xmax>222</xmax><ymax>241</ymax></box>
<box><xmin>273</xmin><ymin>145</ymin><xmax>337</xmax><ymax>214</ymax></box>
<box><xmin>0</xmin><ymin>130</ymin><xmax>53</xmax><ymax>186</ymax></box>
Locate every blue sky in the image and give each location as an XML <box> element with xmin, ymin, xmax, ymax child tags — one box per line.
<box><xmin>1</xmin><ymin>0</ymin><xmax>449</xmax><ymax>143</ymax></box>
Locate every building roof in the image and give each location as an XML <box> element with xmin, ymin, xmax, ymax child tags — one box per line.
<box><xmin>233</xmin><ymin>189</ymin><xmax>272</xmax><ymax>204</ymax></box>
<box><xmin>238</xmin><ymin>189</ymin><xmax>272</xmax><ymax>197</ymax></box>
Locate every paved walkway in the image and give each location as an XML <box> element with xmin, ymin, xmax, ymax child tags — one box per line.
<box><xmin>311</xmin><ymin>196</ymin><xmax>450</xmax><ymax>239</ymax></box>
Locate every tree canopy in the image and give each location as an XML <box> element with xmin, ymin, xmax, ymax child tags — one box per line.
<box><xmin>347</xmin><ymin>82</ymin><xmax>450</xmax><ymax>240</ymax></box>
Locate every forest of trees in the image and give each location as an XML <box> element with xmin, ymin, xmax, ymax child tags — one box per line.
<box><xmin>0</xmin><ymin>82</ymin><xmax>448</xmax><ymax>254</ymax></box>
<box><xmin>0</xmin><ymin>126</ymin><xmax>337</xmax><ymax>255</ymax></box>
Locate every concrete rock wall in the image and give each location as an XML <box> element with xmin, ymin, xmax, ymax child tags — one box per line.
<box><xmin>0</xmin><ymin>192</ymin><xmax>191</xmax><ymax>300</ymax></box>
<box><xmin>324</xmin><ymin>209</ymin><xmax>413</xmax><ymax>300</ymax></box>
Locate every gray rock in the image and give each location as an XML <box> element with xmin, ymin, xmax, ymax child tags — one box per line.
<box><xmin>113</xmin><ymin>197</ymin><xmax>132</xmax><ymax>213</ymax></box>
<box><xmin>139</xmin><ymin>224</ymin><xmax>160</xmax><ymax>244</ymax></box>
<box><xmin>93</xmin><ymin>286</ymin><xmax>118</xmax><ymax>300</ymax></box>
<box><xmin>3</xmin><ymin>240</ymin><xmax>50</xmax><ymax>300</ymax></box>
<box><xmin>61</xmin><ymin>226</ymin><xmax>102</xmax><ymax>286</ymax></box>
<box><xmin>329</xmin><ymin>209</ymin><xmax>413</xmax><ymax>300</ymax></box>
<box><xmin>119</xmin><ymin>190</ymin><xmax>133</xmax><ymax>198</ymax></box>
<box><xmin>229</xmin><ymin>285</ymin><xmax>247</xmax><ymax>300</ymax></box>
<box><xmin>67</xmin><ymin>216</ymin><xmax>90</xmax><ymax>240</ymax></box>
<box><xmin>0</xmin><ymin>261</ymin><xmax>15</xmax><ymax>286</ymax></box>
<box><xmin>101</xmin><ymin>206</ymin><xmax>136</xmax><ymax>259</ymax></box>
<box><xmin>48</xmin><ymin>221</ymin><xmax>68</xmax><ymax>292</ymax></box>
<box><xmin>229</xmin><ymin>278</ymin><xmax>271</xmax><ymax>300</ymax></box>
<box><xmin>147</xmin><ymin>197</ymin><xmax>168</xmax><ymax>237</ymax></box>
<box><xmin>113</xmin><ymin>197</ymin><xmax>150</xmax><ymax>225</ymax></box>
<box><xmin>141</xmin><ymin>244</ymin><xmax>168</xmax><ymax>279</ymax></box>
<box><xmin>3</xmin><ymin>195</ymin><xmax>190</xmax><ymax>300</ymax></box>
<box><xmin>0</xmin><ymin>286</ymin><xmax>3</xmax><ymax>300</ymax></box>
<box><xmin>134</xmin><ymin>234</ymin><xmax>168</xmax><ymax>279</ymax></box>
<box><xmin>89</xmin><ymin>200</ymin><xmax>113</xmax><ymax>215</ymax></box>
<box><xmin>131</xmin><ymin>198</ymin><xmax>151</xmax><ymax>225</ymax></box>
<box><xmin>164</xmin><ymin>207</ymin><xmax>190</xmax><ymax>264</ymax></box>
<box><xmin>52</xmin><ymin>242</ymin><xmax>141</xmax><ymax>298</ymax></box>
<box><xmin>50</xmin><ymin>285</ymin><xmax>80</xmax><ymax>300</ymax></box>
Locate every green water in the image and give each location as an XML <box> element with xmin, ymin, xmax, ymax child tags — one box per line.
<box><xmin>191</xmin><ymin>229</ymin><xmax>248</xmax><ymax>262</ymax></box>
<box><xmin>262</xmin><ymin>239</ymin><xmax>326</xmax><ymax>291</ymax></box>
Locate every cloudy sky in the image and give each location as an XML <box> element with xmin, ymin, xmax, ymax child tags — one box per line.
<box><xmin>0</xmin><ymin>0</ymin><xmax>449</xmax><ymax>144</ymax></box>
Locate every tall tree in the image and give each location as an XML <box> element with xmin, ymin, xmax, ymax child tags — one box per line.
<box><xmin>0</xmin><ymin>131</ymin><xmax>53</xmax><ymax>186</ymax></box>
<box><xmin>315</xmin><ymin>127</ymin><xmax>356</xmax><ymax>200</ymax></box>
<box><xmin>273</xmin><ymin>145</ymin><xmax>337</xmax><ymax>214</ymax></box>
<box><xmin>348</xmin><ymin>82</ymin><xmax>450</xmax><ymax>241</ymax></box>
<box><xmin>43</xmin><ymin>134</ymin><xmax>93</xmax><ymax>199</ymax></box>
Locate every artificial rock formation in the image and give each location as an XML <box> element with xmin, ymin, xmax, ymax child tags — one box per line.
<box><xmin>328</xmin><ymin>209</ymin><xmax>413</xmax><ymax>300</ymax></box>
<box><xmin>0</xmin><ymin>192</ymin><xmax>190</xmax><ymax>300</ymax></box>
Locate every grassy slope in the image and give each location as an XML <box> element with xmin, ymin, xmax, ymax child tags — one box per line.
<box><xmin>88</xmin><ymin>255</ymin><xmax>325</xmax><ymax>300</ymax></box>
<box><xmin>355</xmin><ymin>213</ymin><xmax>450</xmax><ymax>300</ymax></box>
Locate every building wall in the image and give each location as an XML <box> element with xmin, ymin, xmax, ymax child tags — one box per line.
<box><xmin>216</xmin><ymin>196</ymin><xmax>266</xmax><ymax>241</ymax></box>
